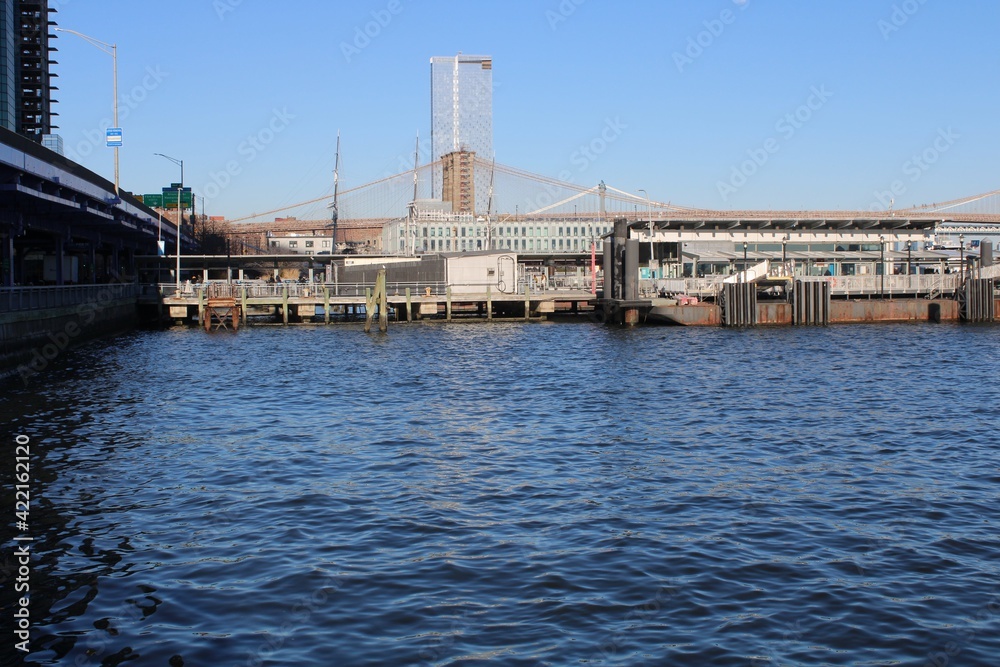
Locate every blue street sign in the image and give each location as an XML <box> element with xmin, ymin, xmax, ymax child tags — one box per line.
<box><xmin>106</xmin><ymin>128</ymin><xmax>123</xmax><ymax>147</ymax></box>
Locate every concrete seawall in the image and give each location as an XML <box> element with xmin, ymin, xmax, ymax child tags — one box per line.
<box><xmin>1</xmin><ymin>291</ymin><xmax>138</xmax><ymax>384</ymax></box>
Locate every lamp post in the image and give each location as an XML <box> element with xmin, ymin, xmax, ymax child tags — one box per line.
<box><xmin>906</xmin><ymin>241</ymin><xmax>912</xmax><ymax>276</ymax></box>
<box><xmin>638</xmin><ymin>189</ymin><xmax>653</xmax><ymax>278</ymax></box>
<box><xmin>743</xmin><ymin>240</ymin><xmax>748</xmax><ymax>283</ymax></box>
<box><xmin>879</xmin><ymin>235</ymin><xmax>885</xmax><ymax>299</ymax></box>
<box><xmin>155</xmin><ymin>153</ymin><xmax>184</xmax><ymax>290</ymax></box>
<box><xmin>959</xmin><ymin>233</ymin><xmax>965</xmax><ymax>283</ymax></box>
<box><xmin>55</xmin><ymin>28</ymin><xmax>119</xmax><ymax>194</ymax></box>
<box><xmin>782</xmin><ymin>236</ymin><xmax>788</xmax><ymax>272</ymax></box>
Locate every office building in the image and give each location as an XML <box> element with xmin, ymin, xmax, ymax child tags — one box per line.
<box><xmin>0</xmin><ymin>0</ymin><xmax>58</xmax><ymax>141</ymax></box>
<box><xmin>430</xmin><ymin>54</ymin><xmax>492</xmax><ymax>213</ymax></box>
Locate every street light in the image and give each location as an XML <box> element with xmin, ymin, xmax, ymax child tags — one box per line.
<box><xmin>743</xmin><ymin>240</ymin><xmax>749</xmax><ymax>283</ymax></box>
<box><xmin>638</xmin><ymin>189</ymin><xmax>653</xmax><ymax>277</ymax></box>
<box><xmin>782</xmin><ymin>236</ymin><xmax>788</xmax><ymax>271</ymax></box>
<box><xmin>959</xmin><ymin>233</ymin><xmax>965</xmax><ymax>283</ymax></box>
<box><xmin>155</xmin><ymin>153</ymin><xmax>184</xmax><ymax>290</ymax></box>
<box><xmin>879</xmin><ymin>235</ymin><xmax>885</xmax><ymax>299</ymax></box>
<box><xmin>55</xmin><ymin>28</ymin><xmax>119</xmax><ymax>194</ymax></box>
<box><xmin>906</xmin><ymin>241</ymin><xmax>912</xmax><ymax>276</ymax></box>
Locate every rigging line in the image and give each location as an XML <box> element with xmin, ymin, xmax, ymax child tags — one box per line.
<box><xmin>226</xmin><ymin>160</ymin><xmax>446</xmax><ymax>223</ymax></box>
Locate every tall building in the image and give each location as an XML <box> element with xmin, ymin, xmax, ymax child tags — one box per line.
<box><xmin>430</xmin><ymin>54</ymin><xmax>492</xmax><ymax>214</ymax></box>
<box><xmin>0</xmin><ymin>0</ymin><xmax>58</xmax><ymax>142</ymax></box>
<box><xmin>441</xmin><ymin>149</ymin><xmax>475</xmax><ymax>214</ymax></box>
<box><xmin>0</xmin><ymin>1</ymin><xmax>17</xmax><ymax>131</ymax></box>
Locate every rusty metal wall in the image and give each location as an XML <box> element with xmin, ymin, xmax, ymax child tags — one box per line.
<box><xmin>829</xmin><ymin>299</ymin><xmax>959</xmax><ymax>323</ymax></box>
<box><xmin>758</xmin><ymin>302</ymin><xmax>792</xmax><ymax>326</ymax></box>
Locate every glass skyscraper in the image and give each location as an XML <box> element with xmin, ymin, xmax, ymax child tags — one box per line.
<box><xmin>430</xmin><ymin>54</ymin><xmax>493</xmax><ymax>214</ymax></box>
<box><xmin>1</xmin><ymin>1</ymin><xmax>58</xmax><ymax>141</ymax></box>
<box><xmin>0</xmin><ymin>1</ymin><xmax>18</xmax><ymax>131</ymax></box>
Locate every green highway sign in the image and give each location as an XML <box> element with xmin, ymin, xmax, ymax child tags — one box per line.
<box><xmin>141</xmin><ymin>194</ymin><xmax>163</xmax><ymax>208</ymax></box>
<box><xmin>161</xmin><ymin>187</ymin><xmax>193</xmax><ymax>208</ymax></box>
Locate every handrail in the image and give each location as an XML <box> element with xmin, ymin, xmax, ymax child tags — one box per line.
<box><xmin>0</xmin><ymin>283</ymin><xmax>138</xmax><ymax>313</ymax></box>
<box><xmin>156</xmin><ymin>279</ymin><xmax>599</xmax><ymax>300</ymax></box>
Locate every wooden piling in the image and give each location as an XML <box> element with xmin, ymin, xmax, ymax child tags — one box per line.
<box><xmin>405</xmin><ymin>288</ymin><xmax>412</xmax><ymax>322</ymax></box>
<box><xmin>365</xmin><ymin>269</ymin><xmax>388</xmax><ymax>333</ymax></box>
<box><xmin>241</xmin><ymin>286</ymin><xmax>248</xmax><ymax>326</ymax></box>
<box><xmin>487</xmin><ymin>284</ymin><xmax>492</xmax><ymax>321</ymax></box>
<box><xmin>446</xmin><ymin>287</ymin><xmax>452</xmax><ymax>321</ymax></box>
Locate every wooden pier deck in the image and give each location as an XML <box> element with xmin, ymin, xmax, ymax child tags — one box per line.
<box><xmin>141</xmin><ymin>283</ymin><xmax>599</xmax><ymax>326</ymax></box>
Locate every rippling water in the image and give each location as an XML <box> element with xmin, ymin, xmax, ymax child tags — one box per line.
<box><xmin>3</xmin><ymin>322</ymin><xmax>1000</xmax><ymax>666</ymax></box>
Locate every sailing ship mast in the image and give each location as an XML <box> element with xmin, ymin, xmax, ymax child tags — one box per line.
<box><xmin>486</xmin><ymin>157</ymin><xmax>496</xmax><ymax>250</ymax></box>
<box><xmin>407</xmin><ymin>133</ymin><xmax>420</xmax><ymax>256</ymax></box>
<box><xmin>329</xmin><ymin>131</ymin><xmax>341</xmax><ymax>251</ymax></box>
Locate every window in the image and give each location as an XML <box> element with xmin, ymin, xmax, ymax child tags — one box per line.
<box><xmin>270</xmin><ymin>241</ymin><xmax>278</xmax><ymax>248</ymax></box>
<box><xmin>305</xmin><ymin>241</ymin><xmax>314</xmax><ymax>248</ymax></box>
<box><xmin>289</xmin><ymin>241</ymin><xmax>298</xmax><ymax>248</ymax></box>
<box><xmin>430</xmin><ymin>227</ymin><xmax>436</xmax><ymax>237</ymax></box>
<box><xmin>322</xmin><ymin>240</ymin><xmax>331</xmax><ymax>248</ymax></box>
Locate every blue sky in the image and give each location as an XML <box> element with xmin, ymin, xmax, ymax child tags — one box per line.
<box><xmin>54</xmin><ymin>0</ymin><xmax>999</xmax><ymax>220</ymax></box>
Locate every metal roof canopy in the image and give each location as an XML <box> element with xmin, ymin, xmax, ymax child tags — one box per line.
<box><xmin>681</xmin><ymin>249</ymin><xmax>954</xmax><ymax>263</ymax></box>
<box><xmin>635</xmin><ymin>217</ymin><xmax>941</xmax><ymax>234</ymax></box>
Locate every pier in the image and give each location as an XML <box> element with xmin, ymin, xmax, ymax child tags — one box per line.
<box><xmin>143</xmin><ymin>281</ymin><xmax>599</xmax><ymax>326</ymax></box>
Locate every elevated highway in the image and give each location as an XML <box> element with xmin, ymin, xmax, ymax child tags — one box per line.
<box><xmin>0</xmin><ymin>127</ymin><xmax>192</xmax><ymax>286</ymax></box>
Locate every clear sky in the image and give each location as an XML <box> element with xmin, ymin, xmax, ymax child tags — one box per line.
<box><xmin>53</xmin><ymin>0</ymin><xmax>999</xmax><ymax>220</ymax></box>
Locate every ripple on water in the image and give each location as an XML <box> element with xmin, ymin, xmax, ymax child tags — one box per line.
<box><xmin>4</xmin><ymin>323</ymin><xmax>1000</xmax><ymax>665</ymax></box>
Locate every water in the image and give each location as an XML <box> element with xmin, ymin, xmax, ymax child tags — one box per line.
<box><xmin>3</xmin><ymin>322</ymin><xmax>999</xmax><ymax>666</ymax></box>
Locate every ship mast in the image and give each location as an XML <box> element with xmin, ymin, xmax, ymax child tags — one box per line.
<box><xmin>330</xmin><ymin>131</ymin><xmax>341</xmax><ymax>250</ymax></box>
<box><xmin>408</xmin><ymin>133</ymin><xmax>419</xmax><ymax>256</ymax></box>
<box><xmin>486</xmin><ymin>157</ymin><xmax>495</xmax><ymax>250</ymax></box>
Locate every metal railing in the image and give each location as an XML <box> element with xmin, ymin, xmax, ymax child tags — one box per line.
<box><xmin>154</xmin><ymin>279</ymin><xmax>600</xmax><ymax>300</ymax></box>
<box><xmin>653</xmin><ymin>272</ymin><xmax>965</xmax><ymax>300</ymax></box>
<box><xmin>0</xmin><ymin>284</ymin><xmax>138</xmax><ymax>313</ymax></box>
<box><xmin>801</xmin><ymin>273</ymin><xmax>961</xmax><ymax>297</ymax></box>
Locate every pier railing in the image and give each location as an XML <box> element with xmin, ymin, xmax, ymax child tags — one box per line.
<box><xmin>647</xmin><ymin>273</ymin><xmax>966</xmax><ymax>299</ymax></box>
<box><xmin>155</xmin><ymin>279</ymin><xmax>599</xmax><ymax>300</ymax></box>
<box><xmin>0</xmin><ymin>283</ymin><xmax>138</xmax><ymax>313</ymax></box>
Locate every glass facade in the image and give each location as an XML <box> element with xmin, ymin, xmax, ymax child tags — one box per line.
<box><xmin>0</xmin><ymin>1</ymin><xmax>16</xmax><ymax>131</ymax></box>
<box><xmin>430</xmin><ymin>55</ymin><xmax>493</xmax><ymax>214</ymax></box>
